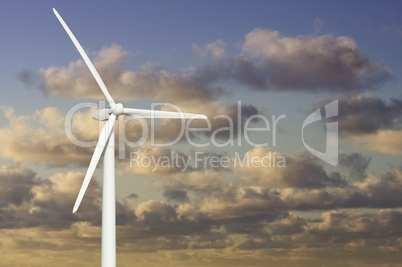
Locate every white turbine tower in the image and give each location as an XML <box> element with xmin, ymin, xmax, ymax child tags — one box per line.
<box><xmin>53</xmin><ymin>8</ymin><xmax>206</xmax><ymax>267</ymax></box>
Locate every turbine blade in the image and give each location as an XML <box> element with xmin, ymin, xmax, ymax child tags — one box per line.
<box><xmin>72</xmin><ymin>114</ymin><xmax>117</xmax><ymax>213</ymax></box>
<box><xmin>122</xmin><ymin>108</ymin><xmax>207</xmax><ymax>119</ymax></box>
<box><xmin>52</xmin><ymin>8</ymin><xmax>115</xmax><ymax>107</ymax></box>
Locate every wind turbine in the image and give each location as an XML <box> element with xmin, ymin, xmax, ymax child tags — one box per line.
<box><xmin>52</xmin><ymin>8</ymin><xmax>206</xmax><ymax>267</ymax></box>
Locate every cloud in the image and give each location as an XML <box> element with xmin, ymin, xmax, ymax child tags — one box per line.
<box><xmin>40</xmin><ymin>28</ymin><xmax>392</xmax><ymax>107</ymax></box>
<box><xmin>41</xmin><ymin>44</ymin><xmax>128</xmax><ymax>100</ymax></box>
<box><xmin>9</xmin><ymin>24</ymin><xmax>402</xmax><ymax>266</ymax></box>
<box><xmin>0</xmin><ymin>166</ymin><xmax>91</xmax><ymax>230</ymax></box>
<box><xmin>339</xmin><ymin>152</ymin><xmax>371</xmax><ymax>180</ymax></box>
<box><xmin>209</xmin><ymin>103</ymin><xmax>260</xmax><ymax>139</ymax></box>
<box><xmin>310</xmin><ymin>209</ymin><xmax>402</xmax><ymax>237</ymax></box>
<box><xmin>0</xmin><ymin>164</ymin><xmax>36</xmax><ymax>208</ymax></box>
<box><xmin>29</xmin><ymin>171</ymin><xmax>105</xmax><ymax>229</ymax></box>
<box><xmin>0</xmin><ymin>102</ymin><xmax>261</xmax><ymax>170</ymax></box>
<box><xmin>313</xmin><ymin>17</ymin><xmax>323</xmax><ymax>33</ymax></box>
<box><xmin>40</xmin><ymin>44</ymin><xmax>221</xmax><ymax>112</ymax></box>
<box><xmin>190</xmin><ymin>231</ymin><xmax>234</xmax><ymax>249</ymax></box>
<box><xmin>31</xmin><ymin>172</ymin><xmax>101</xmax><ymax>213</ymax></box>
<box><xmin>37</xmin><ymin>42</ymin><xmax>262</xmax><ymax>150</ymax></box>
<box><xmin>0</xmin><ymin>164</ymin><xmax>135</xmax><ymax>232</ymax></box>
<box><xmin>115</xmin><ymin>101</ymin><xmax>260</xmax><ymax>158</ymax></box>
<box><xmin>0</xmin><ymin>106</ymin><xmax>99</xmax><ymax>166</ymax></box>
<box><xmin>237</xmin><ymin>209</ymin><xmax>402</xmax><ymax>264</ymax></box>
<box><xmin>236</xmin><ymin>29</ymin><xmax>391</xmax><ymax>91</ymax></box>
<box><xmin>270</xmin><ymin>212</ymin><xmax>307</xmax><ymax>235</ymax></box>
<box><xmin>126</xmin><ymin>193</ymin><xmax>139</xmax><ymax>199</ymax></box>
<box><xmin>155</xmin><ymin>170</ymin><xmax>226</xmax><ymax>193</ymax></box>
<box><xmin>313</xmin><ymin>94</ymin><xmax>402</xmax><ymax>155</ymax></box>
<box><xmin>2</xmin><ymin>161</ymin><xmax>402</xmax><ymax>266</ymax></box>
<box><xmin>336</xmin><ymin>94</ymin><xmax>402</xmax><ymax>136</ymax></box>
<box><xmin>351</xmin><ymin>129</ymin><xmax>402</xmax><ymax>155</ymax></box>
<box><xmin>354</xmin><ymin>169</ymin><xmax>402</xmax><ymax>207</ymax></box>
<box><xmin>135</xmin><ymin>200</ymin><xmax>178</xmax><ymax>223</ymax></box>
<box><xmin>163</xmin><ymin>189</ymin><xmax>189</xmax><ymax>203</ymax></box>
<box><xmin>192</xmin><ymin>40</ymin><xmax>226</xmax><ymax>63</ymax></box>
<box><xmin>17</xmin><ymin>68</ymin><xmax>39</xmax><ymax>88</ymax></box>
<box><xmin>235</xmin><ymin>147</ymin><xmax>346</xmax><ymax>188</ymax></box>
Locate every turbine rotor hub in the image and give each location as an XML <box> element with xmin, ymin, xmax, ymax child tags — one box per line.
<box><xmin>111</xmin><ymin>103</ymin><xmax>124</xmax><ymax>116</ymax></box>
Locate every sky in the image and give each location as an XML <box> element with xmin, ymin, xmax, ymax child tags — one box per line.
<box><xmin>1</xmin><ymin>0</ymin><xmax>402</xmax><ymax>266</ymax></box>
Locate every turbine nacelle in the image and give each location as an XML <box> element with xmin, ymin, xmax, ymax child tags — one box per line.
<box><xmin>111</xmin><ymin>103</ymin><xmax>124</xmax><ymax>116</ymax></box>
<box><xmin>92</xmin><ymin>103</ymin><xmax>124</xmax><ymax>121</ymax></box>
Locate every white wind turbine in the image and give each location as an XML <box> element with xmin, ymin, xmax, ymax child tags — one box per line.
<box><xmin>53</xmin><ymin>8</ymin><xmax>206</xmax><ymax>267</ymax></box>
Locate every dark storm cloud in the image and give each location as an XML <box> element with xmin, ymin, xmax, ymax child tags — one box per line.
<box><xmin>336</xmin><ymin>94</ymin><xmax>402</xmax><ymax>135</ymax></box>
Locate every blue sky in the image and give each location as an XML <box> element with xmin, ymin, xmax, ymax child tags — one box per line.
<box><xmin>1</xmin><ymin>1</ymin><xmax>402</xmax><ymax>266</ymax></box>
